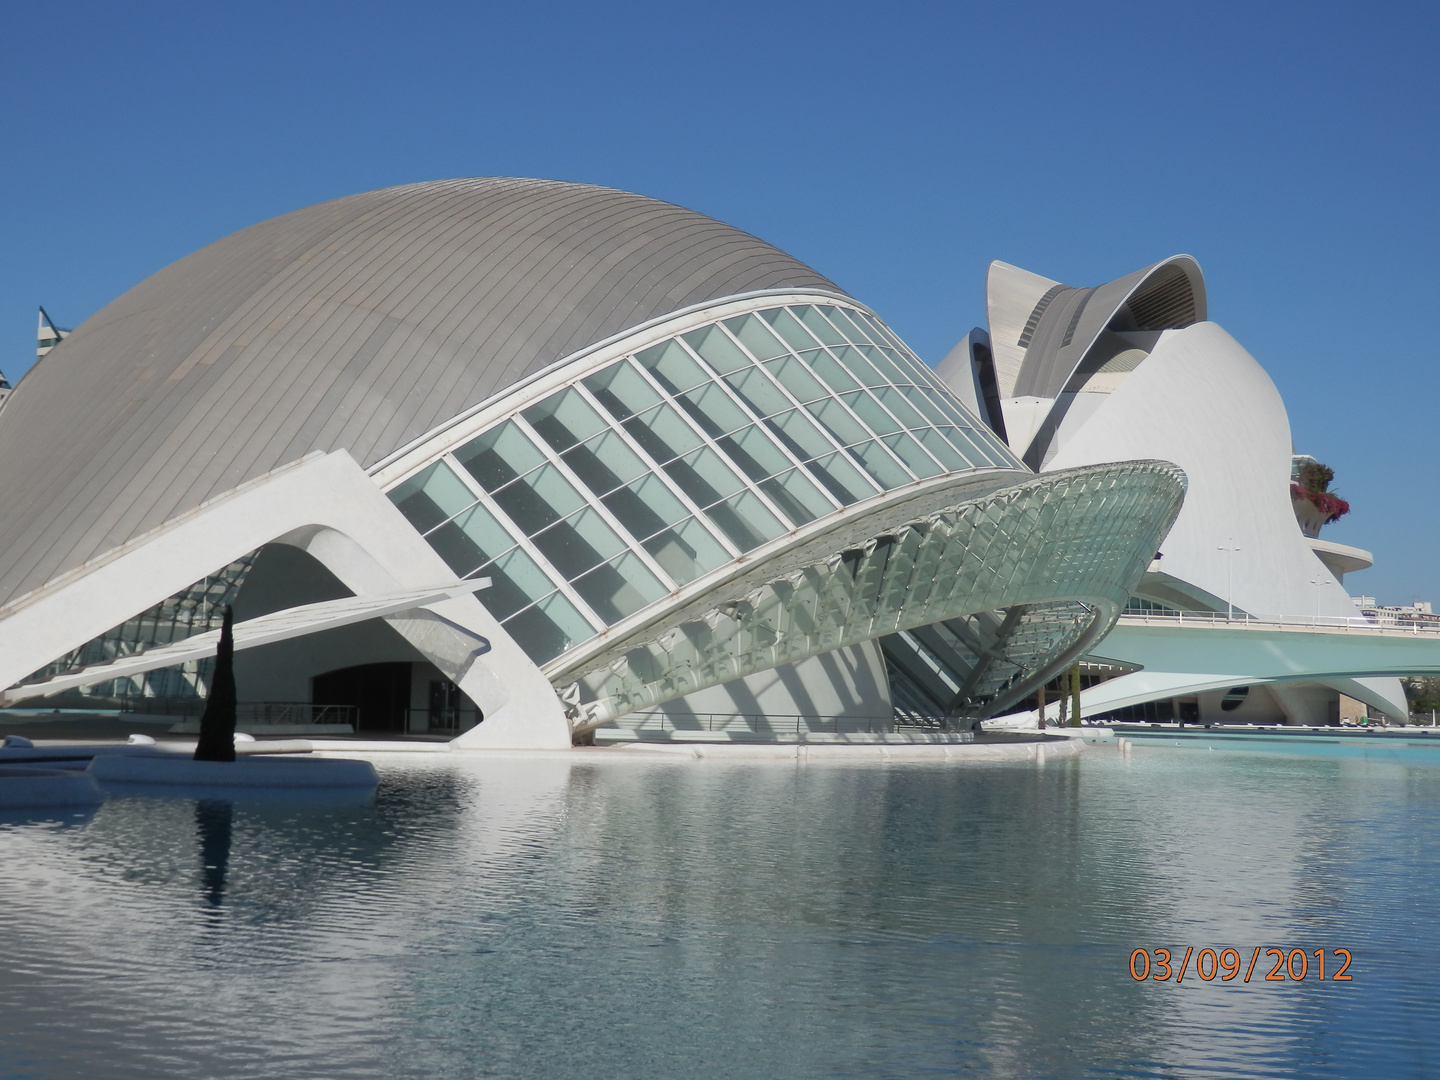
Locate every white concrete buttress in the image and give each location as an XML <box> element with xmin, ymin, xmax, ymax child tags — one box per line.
<box><xmin>0</xmin><ymin>451</ymin><xmax>570</xmax><ymax>748</ymax></box>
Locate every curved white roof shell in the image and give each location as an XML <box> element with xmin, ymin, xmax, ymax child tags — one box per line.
<box><xmin>1046</xmin><ymin>322</ymin><xmax>1347</xmax><ymax>619</ymax></box>
<box><xmin>977</xmin><ymin>256</ymin><xmax>1206</xmax><ymax>466</ymax></box>
<box><xmin>0</xmin><ymin>178</ymin><xmax>840</xmax><ymax>611</ymax></box>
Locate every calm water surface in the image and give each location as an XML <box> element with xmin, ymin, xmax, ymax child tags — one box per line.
<box><xmin>1</xmin><ymin>742</ymin><xmax>1437</xmax><ymax>1079</ymax></box>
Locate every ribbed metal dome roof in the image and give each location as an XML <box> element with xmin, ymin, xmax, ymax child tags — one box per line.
<box><xmin>0</xmin><ymin>178</ymin><xmax>844</xmax><ymax>609</ymax></box>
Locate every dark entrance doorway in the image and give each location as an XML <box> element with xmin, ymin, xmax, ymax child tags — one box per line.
<box><xmin>312</xmin><ymin>663</ymin><xmax>411</xmax><ymax>734</ymax></box>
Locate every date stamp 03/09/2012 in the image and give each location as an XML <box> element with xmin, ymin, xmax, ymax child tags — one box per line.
<box><xmin>1130</xmin><ymin>948</ymin><xmax>1354</xmax><ymax>984</ymax></box>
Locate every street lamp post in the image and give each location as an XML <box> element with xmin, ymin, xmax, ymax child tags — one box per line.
<box><xmin>1309</xmin><ymin>576</ymin><xmax>1326</xmax><ymax>624</ymax></box>
<box><xmin>1217</xmin><ymin>539</ymin><xmax>1241</xmax><ymax>620</ymax></box>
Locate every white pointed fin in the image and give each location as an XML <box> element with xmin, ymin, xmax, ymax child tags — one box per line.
<box><xmin>986</xmin><ymin>261</ymin><xmax>1061</xmax><ymax>399</ymax></box>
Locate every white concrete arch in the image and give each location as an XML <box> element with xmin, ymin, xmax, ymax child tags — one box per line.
<box><xmin>0</xmin><ymin>450</ymin><xmax>570</xmax><ymax>748</ymax></box>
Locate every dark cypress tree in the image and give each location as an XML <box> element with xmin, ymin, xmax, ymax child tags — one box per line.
<box><xmin>193</xmin><ymin>605</ymin><xmax>237</xmax><ymax>763</ymax></box>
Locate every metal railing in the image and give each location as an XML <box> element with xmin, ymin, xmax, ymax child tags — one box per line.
<box><xmin>614</xmin><ymin>712</ymin><xmax>965</xmax><ymax>737</ymax></box>
<box><xmin>1117</xmin><ymin>610</ymin><xmax>1440</xmax><ymax>635</ymax></box>
<box><xmin>119</xmin><ymin>699</ymin><xmax>358</xmax><ymax>726</ymax></box>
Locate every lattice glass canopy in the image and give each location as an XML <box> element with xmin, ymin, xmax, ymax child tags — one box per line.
<box><xmin>559</xmin><ymin>461</ymin><xmax>1185</xmax><ymax>728</ymax></box>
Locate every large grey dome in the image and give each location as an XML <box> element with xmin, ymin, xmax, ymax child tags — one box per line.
<box><xmin>0</xmin><ymin>178</ymin><xmax>843</xmax><ymax>608</ymax></box>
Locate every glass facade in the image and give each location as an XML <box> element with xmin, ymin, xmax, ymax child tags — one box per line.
<box><xmin>389</xmin><ymin>300</ymin><xmax>1022</xmax><ymax>665</ymax></box>
<box><xmin>23</xmin><ymin>556</ymin><xmax>256</xmax><ymax>699</ymax></box>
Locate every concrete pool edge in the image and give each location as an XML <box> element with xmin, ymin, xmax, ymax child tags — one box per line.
<box><xmin>298</xmin><ymin>736</ymin><xmax>1089</xmax><ymax>763</ymax></box>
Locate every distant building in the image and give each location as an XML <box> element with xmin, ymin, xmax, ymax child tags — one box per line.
<box><xmin>943</xmin><ymin>257</ymin><xmax>1409</xmax><ymax>725</ymax></box>
<box><xmin>1352</xmin><ymin>597</ymin><xmax>1440</xmax><ymax>629</ymax></box>
<box><xmin>35</xmin><ymin>307</ymin><xmax>69</xmax><ymax>364</ymax></box>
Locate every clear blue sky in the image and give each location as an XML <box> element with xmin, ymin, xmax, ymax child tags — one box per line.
<box><xmin>3</xmin><ymin>1</ymin><xmax>1437</xmax><ymax>604</ymax></box>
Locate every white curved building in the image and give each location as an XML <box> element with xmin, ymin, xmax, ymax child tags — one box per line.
<box><xmin>943</xmin><ymin>258</ymin><xmax>1407</xmax><ymax>724</ymax></box>
<box><xmin>0</xmin><ymin>179</ymin><xmax>1185</xmax><ymax>746</ymax></box>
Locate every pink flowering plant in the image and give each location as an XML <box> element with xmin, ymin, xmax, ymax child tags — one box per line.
<box><xmin>1290</xmin><ymin>483</ymin><xmax>1350</xmax><ymax>523</ymax></box>
<box><xmin>1291</xmin><ymin>461</ymin><xmax>1349</xmax><ymax>524</ymax></box>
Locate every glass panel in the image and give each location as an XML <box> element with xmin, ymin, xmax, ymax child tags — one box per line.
<box><xmin>492</xmin><ymin>463</ymin><xmax>585</xmax><ymax>534</ymax></box>
<box><xmin>503</xmin><ymin>592</ymin><xmax>594</xmax><ymax>664</ymax></box>
<box><xmin>803</xmin><ymin>349</ymin><xmax>860</xmax><ymax>394</ymax></box>
<box><xmin>627</xmin><ymin>403</ymin><xmax>704</xmax><ymax>463</ymax></box>
<box><xmin>763</xmin><ymin>354</ymin><xmax>826</xmax><ymax>403</ymax></box>
<box><xmin>533</xmin><ymin>507</ymin><xmax>625</xmax><ymax>580</ymax></box>
<box><xmin>601</xmin><ymin>474</ymin><xmax>684</xmax><ymax>544</ymax></box>
<box><xmin>852</xmin><ymin>309</ymin><xmax>906</xmax><ymax>352</ymax></box>
<box><xmin>860</xmin><ymin>344</ymin><xmax>912</xmax><ymax>386</ymax></box>
<box><xmin>805</xmin><ymin>398</ymin><xmax>870</xmax><ymax>446</ymax></box>
<box><xmin>820</xmin><ymin>306</ymin><xmax>875</xmax><ymax>345</ymax></box>
<box><xmin>561</xmin><ymin>440</ymin><xmax>626</xmax><ymax>499</ymax></box>
<box><xmin>455</xmin><ymin>421</ymin><xmax>547</xmax><ymax>493</ymax></box>
<box><xmin>916</xmin><ymin>381</ymin><xmax>987</xmax><ymax>430</ymax></box>
<box><xmin>832</xmin><ymin>345</ymin><xmax>887</xmax><ymax>389</ymax></box>
<box><xmin>760</xmin><ymin>307</ymin><xmax>819</xmax><ymax>352</ymax></box>
<box><xmin>882</xmin><ymin>431</ymin><xmax>942</xmax><ymax>478</ymax></box>
<box><xmin>766</xmin><ymin>408</ymin><xmax>840</xmax><ymax>461</ymax></box>
<box><xmin>523</xmin><ymin>388</ymin><xmax>606</xmax><ymax>452</ymax></box>
<box><xmin>900</xmin><ymin>384</ymin><xmax>953</xmax><ymax>427</ymax></box>
<box><xmin>722</xmin><ymin>366</ymin><xmax>790</xmax><ymax>418</ymax></box>
<box><xmin>719</xmin><ymin>423</ymin><xmax>793</xmax><ymax>481</ymax></box>
<box><xmin>425</xmin><ymin>501</ymin><xmax>519</xmax><ymax>580</ymax></box>
<box><xmin>389</xmin><ymin>462</ymin><xmax>476</xmax><ymax>534</ymax></box>
<box><xmin>793</xmin><ymin>306</ymin><xmax>846</xmax><ymax>347</ymax></box>
<box><xmin>635</xmin><ymin>339</ymin><xmax>708</xmax><ymax>394</ymax></box>
<box><xmin>574</xmin><ymin>552</ymin><xmax>667</xmax><ymax>623</ymax></box>
<box><xmin>806</xmin><ymin>452</ymin><xmax>877</xmax><ymax>505</ymax></box>
<box><xmin>585</xmin><ymin>360</ymin><xmax>662</xmax><ymax>419</ymax></box>
<box><xmin>449</xmin><ymin>501</ymin><xmax>514</xmax><ymax>559</ymax></box>
<box><xmin>718</xmin><ymin>491</ymin><xmax>786</xmax><ymax>546</ymax></box>
<box><xmin>874</xmin><ymin>385</ymin><xmax>926</xmax><ymax>429</ymax></box>
<box><xmin>683</xmin><ymin>324</ymin><xmax>751</xmax><ymax>374</ymax></box>
<box><xmin>571</xmin><ymin>430</ymin><xmax>647</xmax><ymax>490</ymax></box>
<box><xmin>426</xmin><ymin>518</ymin><xmax>491</xmax><ymax>578</ymax></box>
<box><xmin>911</xmin><ymin>427</ymin><xmax>969</xmax><ymax>471</ymax></box>
<box><xmin>848</xmin><ymin>440</ymin><xmax>912</xmax><ymax>489</ymax></box>
<box><xmin>842</xmin><ymin>391</ymin><xmax>903</xmax><ymax>436</ymax></box>
<box><xmin>676</xmin><ymin>381</ymin><xmax>749</xmax><ymax>437</ymax></box>
<box><xmin>476</xmin><ymin>547</ymin><xmax>555</xmax><ymax>622</ymax></box>
<box><xmin>759</xmin><ymin>468</ymin><xmax>833</xmax><ymax>525</ymax></box>
<box><xmin>676</xmin><ymin>446</ymin><xmax>745</xmax><ymax>501</ymax></box>
<box><xmin>942</xmin><ymin>424</ymin><xmax>1005</xmax><ymax>468</ymax></box>
<box><xmin>880</xmin><ymin>344</ymin><xmax>937</xmax><ymax>386</ymax></box>
<box><xmin>642</xmin><ymin>517</ymin><xmax>730</xmax><ymax>585</ymax></box>
<box><xmin>723</xmin><ymin>313</ymin><xmax>788</xmax><ymax>362</ymax></box>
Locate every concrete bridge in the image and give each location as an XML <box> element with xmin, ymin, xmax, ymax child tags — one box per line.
<box><xmin>994</xmin><ymin>611</ymin><xmax>1440</xmax><ymax>726</ymax></box>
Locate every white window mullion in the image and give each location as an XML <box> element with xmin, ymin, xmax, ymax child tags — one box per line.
<box><xmin>440</xmin><ymin>454</ymin><xmax>607</xmax><ymax>631</ymax></box>
<box><xmin>843</xmin><ymin>305</ymin><xmax>1008</xmax><ymax>460</ymax></box>
<box><xmin>570</xmin><ymin>378</ymin><xmax>743</xmax><ymax>561</ymax></box>
<box><xmin>625</xmin><ymin>358</ymin><xmax>804</xmax><ymax>533</ymax></box>
<box><xmin>714</xmin><ymin>305</ymin><xmax>919</xmax><ymax>484</ymax></box>
<box><xmin>688</xmin><ymin>325</ymin><xmax>846</xmax><ymax>513</ymax></box>
<box><xmin>762</xmin><ymin>327</ymin><xmax>919</xmax><ymax>486</ymax></box>
<box><xmin>807</xmin><ymin>316</ymin><xmax>953</xmax><ymax>478</ymax></box>
<box><xmin>508</xmin><ymin>412</ymin><xmax>681</xmax><ymax>593</ymax></box>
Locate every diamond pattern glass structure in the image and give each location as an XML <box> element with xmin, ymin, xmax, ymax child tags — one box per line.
<box><xmin>556</xmin><ymin>461</ymin><xmax>1185</xmax><ymax>729</ymax></box>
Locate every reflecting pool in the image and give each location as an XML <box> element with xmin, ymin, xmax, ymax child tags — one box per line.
<box><xmin>1</xmin><ymin>743</ymin><xmax>1438</xmax><ymax>1078</ymax></box>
